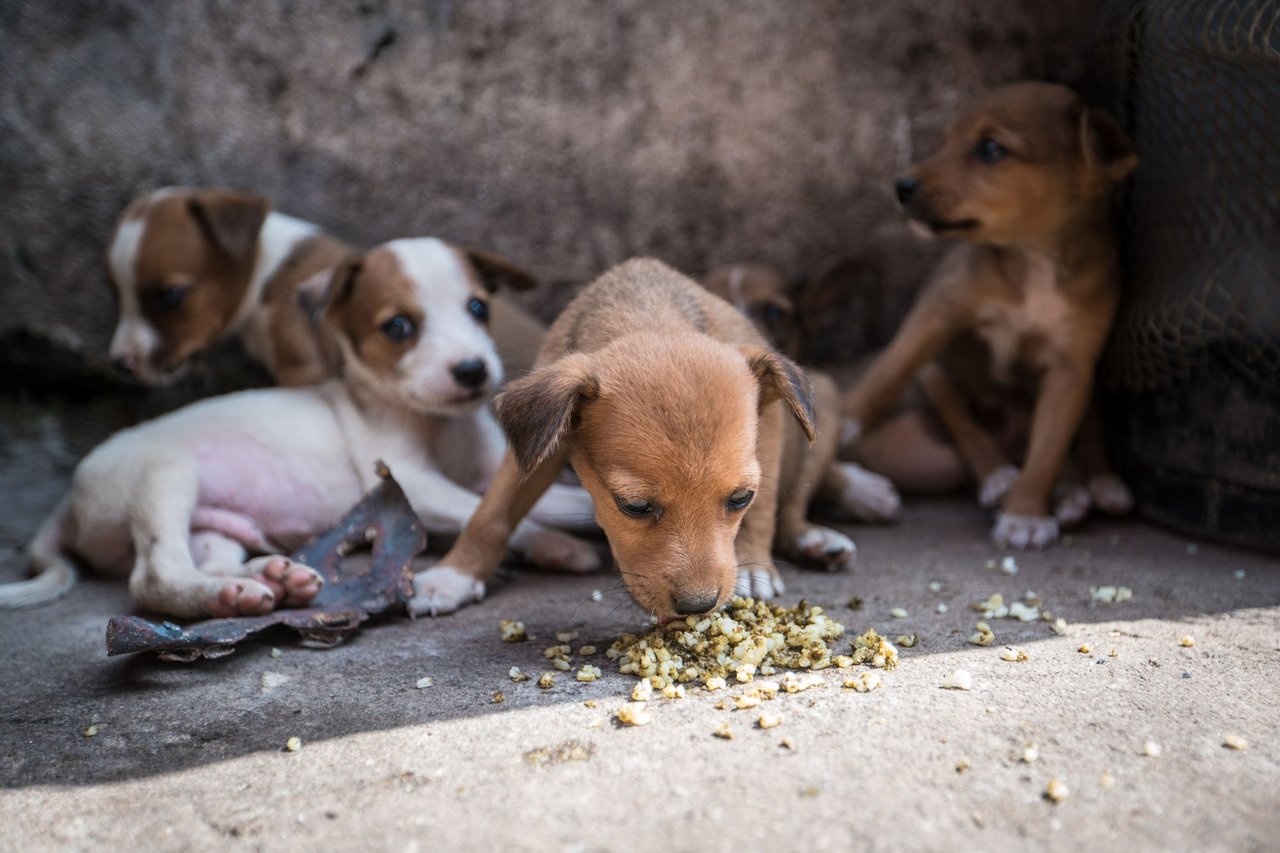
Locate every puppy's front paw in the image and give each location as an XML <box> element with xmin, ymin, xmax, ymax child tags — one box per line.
<box><xmin>992</xmin><ymin>513</ymin><xmax>1059</xmax><ymax>550</ymax></box>
<box><xmin>523</xmin><ymin>530</ymin><xmax>602</xmax><ymax>574</ymax></box>
<box><xmin>1054</xmin><ymin>485</ymin><xmax>1093</xmax><ymax>529</ymax></box>
<box><xmin>791</xmin><ymin>527</ymin><xmax>857</xmax><ymax>572</ymax></box>
<box><xmin>1088</xmin><ymin>473</ymin><xmax>1134</xmax><ymax>516</ymax></box>
<box><xmin>245</xmin><ymin>555</ymin><xmax>324</xmax><ymax>606</ymax></box>
<box><xmin>734</xmin><ymin>564</ymin><xmax>786</xmax><ymax>600</ymax></box>
<box><xmin>836</xmin><ymin>462</ymin><xmax>902</xmax><ymax>522</ymax></box>
<box><xmin>209</xmin><ymin>578</ymin><xmax>277</xmax><ymax>618</ymax></box>
<box><xmin>979</xmin><ymin>465</ymin><xmax>1020</xmax><ymax>509</ymax></box>
<box><xmin>409</xmin><ymin>567</ymin><xmax>486</xmax><ymax>617</ymax></box>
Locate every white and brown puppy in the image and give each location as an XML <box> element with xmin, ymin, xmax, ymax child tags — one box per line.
<box><xmin>411</xmin><ymin>259</ymin><xmax>821</xmax><ymax>622</ymax></box>
<box><xmin>106</xmin><ymin>187</ymin><xmax>550</xmax><ymax>385</ymax></box>
<box><xmin>0</xmin><ymin>239</ymin><xmax>596</xmax><ymax>618</ymax></box>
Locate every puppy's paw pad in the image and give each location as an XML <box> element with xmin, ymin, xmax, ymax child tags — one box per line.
<box><xmin>980</xmin><ymin>465</ymin><xmax>1020</xmax><ymax>509</ymax></box>
<box><xmin>793</xmin><ymin>527</ymin><xmax>857</xmax><ymax>572</ymax></box>
<box><xmin>524</xmin><ymin>531</ymin><xmax>602</xmax><ymax>574</ymax></box>
<box><xmin>992</xmin><ymin>513</ymin><xmax>1059</xmax><ymax>550</ymax></box>
<box><xmin>838</xmin><ymin>462</ymin><xmax>902</xmax><ymax>522</ymax></box>
<box><xmin>1055</xmin><ymin>486</ymin><xmax>1093</xmax><ymax>529</ymax></box>
<box><xmin>246</xmin><ymin>555</ymin><xmax>324</xmax><ymax>606</ymax></box>
<box><xmin>733</xmin><ymin>565</ymin><xmax>785</xmax><ymax>600</ymax></box>
<box><xmin>1089</xmin><ymin>474</ymin><xmax>1134</xmax><ymax>516</ymax></box>
<box><xmin>409</xmin><ymin>567</ymin><xmax>486</xmax><ymax>617</ymax></box>
<box><xmin>209</xmin><ymin>578</ymin><xmax>277</xmax><ymax>617</ymax></box>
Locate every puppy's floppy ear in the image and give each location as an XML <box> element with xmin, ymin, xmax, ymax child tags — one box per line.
<box><xmin>741</xmin><ymin>346</ymin><xmax>817</xmax><ymax>444</ymax></box>
<box><xmin>1079</xmin><ymin>106</ymin><xmax>1138</xmax><ymax>181</ymax></box>
<box><xmin>296</xmin><ymin>267</ymin><xmax>337</xmax><ymax>324</ymax></box>
<box><xmin>464</xmin><ymin>248</ymin><xmax>538</xmax><ymax>291</ymax></box>
<box><xmin>493</xmin><ymin>352</ymin><xmax>598</xmax><ymax>476</ymax></box>
<box><xmin>187</xmin><ymin>190</ymin><xmax>270</xmax><ymax>263</ymax></box>
<box><xmin>314</xmin><ymin>254</ymin><xmax>363</xmax><ymax>325</ymax></box>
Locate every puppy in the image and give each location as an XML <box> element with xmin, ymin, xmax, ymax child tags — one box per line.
<box><xmin>410</xmin><ymin>259</ymin><xmax>820</xmax><ymax>621</ymax></box>
<box><xmin>703</xmin><ymin>264</ymin><xmax>901</xmax><ymax>541</ymax></box>
<box><xmin>0</xmin><ymin>238</ymin><xmax>596</xmax><ymax>617</ymax></box>
<box><xmin>106</xmin><ymin>187</ymin><xmax>549</xmax><ymax>385</ymax></box>
<box><xmin>842</xmin><ymin>82</ymin><xmax>1137</xmax><ymax>549</ymax></box>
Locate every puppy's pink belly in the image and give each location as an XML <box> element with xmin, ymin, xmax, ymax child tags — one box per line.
<box><xmin>196</xmin><ymin>446</ymin><xmax>358</xmax><ymax>550</ymax></box>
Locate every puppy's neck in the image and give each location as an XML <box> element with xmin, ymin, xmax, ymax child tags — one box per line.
<box><xmin>226</xmin><ymin>212</ymin><xmax>321</xmax><ymax>335</ymax></box>
<box><xmin>985</xmin><ymin>201</ymin><xmax>1116</xmax><ymax>284</ymax></box>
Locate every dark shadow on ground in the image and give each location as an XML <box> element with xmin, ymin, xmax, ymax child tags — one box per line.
<box><xmin>3</xmin><ymin>485</ymin><xmax>1277</xmax><ymax>789</ymax></box>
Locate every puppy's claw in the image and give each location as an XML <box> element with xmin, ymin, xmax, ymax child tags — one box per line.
<box><xmin>836</xmin><ymin>462</ymin><xmax>902</xmax><ymax>522</ymax></box>
<box><xmin>992</xmin><ymin>513</ymin><xmax>1059</xmax><ymax>550</ymax></box>
<box><xmin>523</xmin><ymin>530</ymin><xmax>602</xmax><ymax>574</ymax></box>
<box><xmin>409</xmin><ymin>567</ymin><xmax>486</xmax><ymax>617</ymax></box>
<box><xmin>734</xmin><ymin>565</ymin><xmax>785</xmax><ymax>600</ymax></box>
<box><xmin>980</xmin><ymin>465</ymin><xmax>1020</xmax><ymax>509</ymax></box>
<box><xmin>792</xmin><ymin>527</ymin><xmax>857</xmax><ymax>572</ymax></box>
<box><xmin>1054</xmin><ymin>485</ymin><xmax>1093</xmax><ymax>529</ymax></box>
<box><xmin>1088</xmin><ymin>473</ymin><xmax>1134</xmax><ymax>516</ymax></box>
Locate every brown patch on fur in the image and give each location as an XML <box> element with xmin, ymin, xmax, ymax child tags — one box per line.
<box><xmin>320</xmin><ymin>248</ymin><xmax>423</xmax><ymax>376</ymax></box>
<box><xmin>129</xmin><ymin>191</ymin><xmax>267</xmax><ymax>369</ymax></box>
<box><xmin>460</xmin><ymin>247</ymin><xmax>538</xmax><ymax>292</ymax></box>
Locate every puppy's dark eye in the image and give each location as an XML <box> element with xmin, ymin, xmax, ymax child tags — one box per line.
<box><xmin>616</xmin><ymin>496</ymin><xmax>656</xmax><ymax>518</ymax></box>
<box><xmin>146</xmin><ymin>285</ymin><xmax>187</xmax><ymax>312</ymax></box>
<box><xmin>762</xmin><ymin>303</ymin><xmax>787</xmax><ymax>323</ymax></box>
<box><xmin>468</xmin><ymin>297</ymin><xmax>490</xmax><ymax>323</ymax></box>
<box><xmin>726</xmin><ymin>489</ymin><xmax>755</xmax><ymax>511</ymax></box>
<box><xmin>380</xmin><ymin>315</ymin><xmax>416</xmax><ymax>341</ymax></box>
<box><xmin>974</xmin><ymin>138</ymin><xmax>1008</xmax><ymax>164</ymax></box>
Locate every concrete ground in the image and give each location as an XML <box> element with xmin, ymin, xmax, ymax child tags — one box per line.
<box><xmin>1</xmin><ymin>399</ymin><xmax>1278</xmax><ymax>851</ymax></box>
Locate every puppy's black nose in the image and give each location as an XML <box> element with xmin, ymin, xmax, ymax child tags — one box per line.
<box><xmin>451</xmin><ymin>358</ymin><xmax>488</xmax><ymax>389</ymax></box>
<box><xmin>672</xmin><ymin>590</ymin><xmax>720</xmax><ymax>616</ymax></box>
<box><xmin>895</xmin><ymin>177</ymin><xmax>919</xmax><ymax>206</ymax></box>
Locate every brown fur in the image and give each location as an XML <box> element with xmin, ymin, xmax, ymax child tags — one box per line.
<box><xmin>843</xmin><ymin>82</ymin><xmax>1137</xmax><ymax>545</ymax></box>
<box><xmin>429</xmin><ymin>259</ymin><xmax>816</xmax><ymax>621</ymax></box>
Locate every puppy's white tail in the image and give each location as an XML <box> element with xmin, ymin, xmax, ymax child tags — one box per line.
<box><xmin>0</xmin><ymin>498</ymin><xmax>77</xmax><ymax>609</ymax></box>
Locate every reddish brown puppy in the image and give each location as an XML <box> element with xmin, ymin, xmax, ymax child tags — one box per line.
<box><xmin>842</xmin><ymin>82</ymin><xmax>1137</xmax><ymax>549</ymax></box>
<box><xmin>411</xmin><ymin>260</ymin><xmax>818</xmax><ymax>621</ymax></box>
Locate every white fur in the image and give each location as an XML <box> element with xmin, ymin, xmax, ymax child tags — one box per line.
<box><xmin>235</xmin><ymin>212</ymin><xmax>321</xmax><ymax>364</ymax></box>
<box><xmin>106</xmin><ymin>217</ymin><xmax>161</xmax><ymax>379</ymax></box>
<box><xmin>993</xmin><ymin>512</ymin><xmax>1059</xmax><ymax>550</ymax></box>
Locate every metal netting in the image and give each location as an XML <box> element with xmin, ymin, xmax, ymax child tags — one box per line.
<box><xmin>1088</xmin><ymin>0</ymin><xmax>1280</xmax><ymax>549</ymax></box>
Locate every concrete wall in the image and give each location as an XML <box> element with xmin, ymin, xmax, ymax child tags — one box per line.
<box><xmin>0</xmin><ymin>0</ymin><xmax>1097</xmax><ymax>384</ymax></box>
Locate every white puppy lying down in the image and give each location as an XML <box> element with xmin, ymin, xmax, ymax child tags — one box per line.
<box><xmin>0</xmin><ymin>238</ymin><xmax>598</xmax><ymax>618</ymax></box>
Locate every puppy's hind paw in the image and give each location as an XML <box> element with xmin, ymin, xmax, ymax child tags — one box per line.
<box><xmin>980</xmin><ymin>465</ymin><xmax>1020</xmax><ymax>509</ymax></box>
<box><xmin>208</xmin><ymin>578</ymin><xmax>277</xmax><ymax>617</ymax></box>
<box><xmin>733</xmin><ymin>565</ymin><xmax>786</xmax><ymax>600</ymax></box>
<box><xmin>992</xmin><ymin>513</ymin><xmax>1059</xmax><ymax>550</ymax></box>
<box><xmin>524</xmin><ymin>530</ymin><xmax>602</xmax><ymax>574</ymax></box>
<box><xmin>837</xmin><ymin>462</ymin><xmax>902</xmax><ymax>522</ymax></box>
<box><xmin>1054</xmin><ymin>485</ymin><xmax>1093</xmax><ymax>530</ymax></box>
<box><xmin>245</xmin><ymin>555</ymin><xmax>324</xmax><ymax>606</ymax></box>
<box><xmin>791</xmin><ymin>527</ymin><xmax>857</xmax><ymax>572</ymax></box>
<box><xmin>409</xmin><ymin>567</ymin><xmax>486</xmax><ymax>617</ymax></box>
<box><xmin>1088</xmin><ymin>473</ymin><xmax>1134</xmax><ymax>516</ymax></box>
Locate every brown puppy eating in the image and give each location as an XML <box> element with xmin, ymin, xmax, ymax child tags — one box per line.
<box><xmin>409</xmin><ymin>259</ymin><xmax>818</xmax><ymax>620</ymax></box>
<box><xmin>843</xmin><ymin>82</ymin><xmax>1137</xmax><ymax>549</ymax></box>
